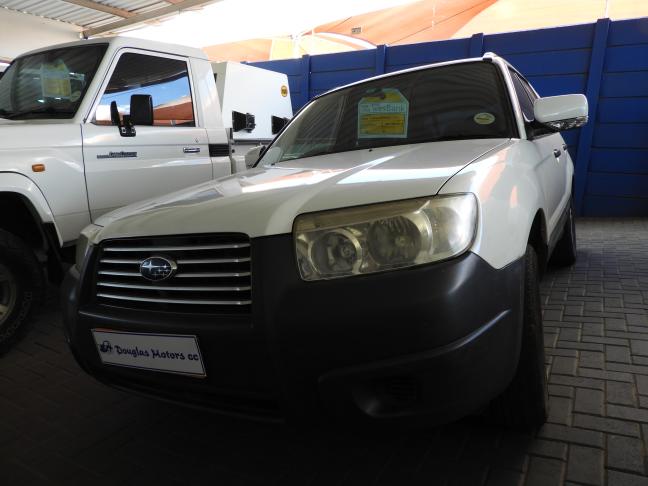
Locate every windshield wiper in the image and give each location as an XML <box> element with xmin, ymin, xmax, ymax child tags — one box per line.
<box><xmin>6</xmin><ymin>107</ymin><xmax>75</xmax><ymax>120</ymax></box>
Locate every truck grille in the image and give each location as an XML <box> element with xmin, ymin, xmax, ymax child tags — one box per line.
<box><xmin>93</xmin><ymin>234</ymin><xmax>251</xmax><ymax>315</ymax></box>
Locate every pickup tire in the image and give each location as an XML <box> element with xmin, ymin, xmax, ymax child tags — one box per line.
<box><xmin>487</xmin><ymin>244</ymin><xmax>548</xmax><ymax>430</ymax></box>
<box><xmin>551</xmin><ymin>200</ymin><xmax>577</xmax><ymax>266</ymax></box>
<box><xmin>0</xmin><ymin>229</ymin><xmax>43</xmax><ymax>355</ymax></box>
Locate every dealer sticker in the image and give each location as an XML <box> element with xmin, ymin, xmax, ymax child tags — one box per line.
<box><xmin>473</xmin><ymin>112</ymin><xmax>495</xmax><ymax>125</ymax></box>
<box><xmin>92</xmin><ymin>329</ymin><xmax>206</xmax><ymax>377</ymax></box>
<box><xmin>357</xmin><ymin>88</ymin><xmax>409</xmax><ymax>139</ymax></box>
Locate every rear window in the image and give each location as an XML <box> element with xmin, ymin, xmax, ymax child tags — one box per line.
<box><xmin>261</xmin><ymin>62</ymin><xmax>515</xmax><ymax>164</ymax></box>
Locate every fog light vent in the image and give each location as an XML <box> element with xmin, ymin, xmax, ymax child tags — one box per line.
<box><xmin>380</xmin><ymin>375</ymin><xmax>419</xmax><ymax>404</ymax></box>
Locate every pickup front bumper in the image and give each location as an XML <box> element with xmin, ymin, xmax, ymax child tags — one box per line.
<box><xmin>62</xmin><ymin>234</ymin><xmax>524</xmax><ymax>425</ymax></box>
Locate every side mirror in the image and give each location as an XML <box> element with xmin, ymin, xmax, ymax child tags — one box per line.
<box><xmin>130</xmin><ymin>94</ymin><xmax>153</xmax><ymax>126</ymax></box>
<box><xmin>534</xmin><ymin>94</ymin><xmax>588</xmax><ymax>131</ymax></box>
<box><xmin>245</xmin><ymin>145</ymin><xmax>265</xmax><ymax>167</ymax></box>
<box><xmin>110</xmin><ymin>100</ymin><xmax>135</xmax><ymax>137</ymax></box>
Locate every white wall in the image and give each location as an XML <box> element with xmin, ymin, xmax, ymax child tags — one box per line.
<box><xmin>0</xmin><ymin>8</ymin><xmax>80</xmax><ymax>61</ymax></box>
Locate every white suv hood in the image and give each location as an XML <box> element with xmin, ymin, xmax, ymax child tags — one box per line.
<box><xmin>95</xmin><ymin>139</ymin><xmax>508</xmax><ymax>241</ymax></box>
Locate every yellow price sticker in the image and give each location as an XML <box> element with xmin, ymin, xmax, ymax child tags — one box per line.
<box><xmin>40</xmin><ymin>60</ymin><xmax>72</xmax><ymax>99</ymax></box>
<box><xmin>357</xmin><ymin>88</ymin><xmax>409</xmax><ymax>139</ymax></box>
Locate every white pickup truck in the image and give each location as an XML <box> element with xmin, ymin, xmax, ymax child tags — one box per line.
<box><xmin>0</xmin><ymin>37</ymin><xmax>290</xmax><ymax>351</ymax></box>
<box><xmin>64</xmin><ymin>54</ymin><xmax>587</xmax><ymax>428</ymax></box>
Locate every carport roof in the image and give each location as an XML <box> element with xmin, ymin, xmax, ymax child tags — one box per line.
<box><xmin>0</xmin><ymin>0</ymin><xmax>218</xmax><ymax>37</ymax></box>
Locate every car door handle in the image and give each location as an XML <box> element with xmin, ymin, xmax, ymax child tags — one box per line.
<box><xmin>553</xmin><ymin>149</ymin><xmax>562</xmax><ymax>158</ymax></box>
<box><xmin>183</xmin><ymin>147</ymin><xmax>201</xmax><ymax>154</ymax></box>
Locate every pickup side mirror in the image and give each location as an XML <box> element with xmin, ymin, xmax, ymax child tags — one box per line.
<box><xmin>110</xmin><ymin>101</ymin><xmax>136</xmax><ymax>137</ymax></box>
<box><xmin>130</xmin><ymin>94</ymin><xmax>153</xmax><ymax>126</ymax></box>
<box><xmin>245</xmin><ymin>145</ymin><xmax>265</xmax><ymax>167</ymax></box>
<box><xmin>533</xmin><ymin>94</ymin><xmax>588</xmax><ymax>131</ymax></box>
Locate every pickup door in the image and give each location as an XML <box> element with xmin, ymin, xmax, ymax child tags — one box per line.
<box><xmin>82</xmin><ymin>50</ymin><xmax>211</xmax><ymax>221</ymax></box>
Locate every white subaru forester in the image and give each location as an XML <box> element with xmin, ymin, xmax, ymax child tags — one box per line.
<box><xmin>64</xmin><ymin>53</ymin><xmax>586</xmax><ymax>429</ymax></box>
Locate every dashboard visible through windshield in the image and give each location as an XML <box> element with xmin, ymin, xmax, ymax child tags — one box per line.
<box><xmin>0</xmin><ymin>44</ymin><xmax>107</xmax><ymax>120</ymax></box>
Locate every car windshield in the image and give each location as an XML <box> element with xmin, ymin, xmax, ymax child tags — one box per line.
<box><xmin>0</xmin><ymin>44</ymin><xmax>107</xmax><ymax>120</ymax></box>
<box><xmin>260</xmin><ymin>62</ymin><xmax>515</xmax><ymax>165</ymax></box>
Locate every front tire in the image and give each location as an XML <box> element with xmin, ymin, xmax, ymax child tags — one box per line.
<box><xmin>0</xmin><ymin>229</ymin><xmax>43</xmax><ymax>355</ymax></box>
<box><xmin>488</xmin><ymin>244</ymin><xmax>548</xmax><ymax>430</ymax></box>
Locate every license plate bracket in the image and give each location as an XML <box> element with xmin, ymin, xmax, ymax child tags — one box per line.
<box><xmin>91</xmin><ymin>329</ymin><xmax>206</xmax><ymax>377</ymax></box>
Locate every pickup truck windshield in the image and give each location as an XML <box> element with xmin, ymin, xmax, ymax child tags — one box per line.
<box><xmin>0</xmin><ymin>44</ymin><xmax>107</xmax><ymax>120</ymax></box>
<box><xmin>261</xmin><ymin>62</ymin><xmax>514</xmax><ymax>164</ymax></box>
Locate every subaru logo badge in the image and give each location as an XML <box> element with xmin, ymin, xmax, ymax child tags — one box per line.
<box><xmin>140</xmin><ymin>256</ymin><xmax>177</xmax><ymax>281</ymax></box>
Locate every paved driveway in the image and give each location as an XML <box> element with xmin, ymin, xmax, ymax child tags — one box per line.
<box><xmin>1</xmin><ymin>219</ymin><xmax>647</xmax><ymax>485</ymax></box>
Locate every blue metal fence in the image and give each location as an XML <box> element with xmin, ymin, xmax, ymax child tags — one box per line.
<box><xmin>251</xmin><ymin>17</ymin><xmax>648</xmax><ymax>216</ymax></box>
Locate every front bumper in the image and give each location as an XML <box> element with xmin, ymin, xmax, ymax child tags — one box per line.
<box><xmin>62</xmin><ymin>234</ymin><xmax>524</xmax><ymax>425</ymax></box>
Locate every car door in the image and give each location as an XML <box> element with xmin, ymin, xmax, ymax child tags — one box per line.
<box><xmin>509</xmin><ymin>70</ymin><xmax>567</xmax><ymax>236</ymax></box>
<box><xmin>82</xmin><ymin>50</ymin><xmax>211</xmax><ymax>221</ymax></box>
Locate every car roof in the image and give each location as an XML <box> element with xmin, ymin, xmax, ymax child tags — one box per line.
<box><xmin>313</xmin><ymin>53</ymin><xmax>505</xmax><ymax>100</ymax></box>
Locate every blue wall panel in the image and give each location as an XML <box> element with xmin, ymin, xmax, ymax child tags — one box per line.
<box><xmin>482</xmin><ymin>23</ymin><xmax>595</xmax><ymax>54</ymax></box>
<box><xmin>597</xmin><ymin>99</ymin><xmax>648</xmax><ymax>123</ymax></box>
<box><xmin>589</xmin><ymin>149</ymin><xmax>648</xmax><ymax>174</ymax></box>
<box><xmin>253</xmin><ymin>17</ymin><xmax>648</xmax><ymax>216</ymax></box>
<box><xmin>385</xmin><ymin>39</ymin><xmax>471</xmax><ymax>70</ymax></box>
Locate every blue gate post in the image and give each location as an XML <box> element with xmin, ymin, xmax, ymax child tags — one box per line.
<box><xmin>300</xmin><ymin>54</ymin><xmax>311</xmax><ymax>107</ymax></box>
<box><xmin>375</xmin><ymin>44</ymin><xmax>387</xmax><ymax>75</ymax></box>
<box><xmin>469</xmin><ymin>33</ymin><xmax>484</xmax><ymax>57</ymax></box>
<box><xmin>574</xmin><ymin>18</ymin><xmax>611</xmax><ymax>215</ymax></box>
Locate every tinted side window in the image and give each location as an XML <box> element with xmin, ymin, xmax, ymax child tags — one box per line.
<box><xmin>509</xmin><ymin>70</ymin><xmax>535</xmax><ymax>122</ymax></box>
<box><xmin>94</xmin><ymin>53</ymin><xmax>194</xmax><ymax>127</ymax></box>
<box><xmin>518</xmin><ymin>74</ymin><xmax>538</xmax><ymax>101</ymax></box>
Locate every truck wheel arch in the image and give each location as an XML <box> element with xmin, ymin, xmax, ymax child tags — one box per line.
<box><xmin>0</xmin><ymin>188</ymin><xmax>64</xmax><ymax>282</ymax></box>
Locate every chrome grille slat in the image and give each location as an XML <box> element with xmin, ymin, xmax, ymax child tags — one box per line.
<box><xmin>97</xmin><ymin>282</ymin><xmax>251</xmax><ymax>292</ymax></box>
<box><xmin>100</xmin><ymin>257</ymin><xmax>251</xmax><ymax>264</ymax></box>
<box><xmin>98</xmin><ymin>270</ymin><xmax>141</xmax><ymax>277</ymax></box>
<box><xmin>97</xmin><ymin>293</ymin><xmax>251</xmax><ymax>306</ymax></box>
<box><xmin>175</xmin><ymin>272</ymin><xmax>251</xmax><ymax>278</ymax></box>
<box><xmin>178</xmin><ymin>258</ymin><xmax>251</xmax><ymax>264</ymax></box>
<box><xmin>103</xmin><ymin>243</ymin><xmax>249</xmax><ymax>252</ymax></box>
<box><xmin>94</xmin><ymin>234</ymin><xmax>252</xmax><ymax>316</ymax></box>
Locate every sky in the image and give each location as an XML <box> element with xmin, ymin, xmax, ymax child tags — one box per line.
<box><xmin>125</xmin><ymin>0</ymin><xmax>421</xmax><ymax>47</ymax></box>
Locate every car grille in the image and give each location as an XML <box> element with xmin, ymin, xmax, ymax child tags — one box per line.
<box><xmin>93</xmin><ymin>234</ymin><xmax>251</xmax><ymax>315</ymax></box>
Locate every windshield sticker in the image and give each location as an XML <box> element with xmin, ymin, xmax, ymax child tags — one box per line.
<box><xmin>474</xmin><ymin>112</ymin><xmax>495</xmax><ymax>125</ymax></box>
<box><xmin>357</xmin><ymin>88</ymin><xmax>409</xmax><ymax>139</ymax></box>
<box><xmin>40</xmin><ymin>60</ymin><xmax>72</xmax><ymax>100</ymax></box>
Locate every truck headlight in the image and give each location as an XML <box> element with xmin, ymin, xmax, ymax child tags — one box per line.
<box><xmin>294</xmin><ymin>194</ymin><xmax>477</xmax><ymax>281</ymax></box>
<box><xmin>75</xmin><ymin>224</ymin><xmax>102</xmax><ymax>271</ymax></box>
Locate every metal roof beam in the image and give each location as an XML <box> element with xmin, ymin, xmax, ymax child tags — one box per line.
<box><xmin>82</xmin><ymin>0</ymin><xmax>218</xmax><ymax>37</ymax></box>
<box><xmin>61</xmin><ymin>0</ymin><xmax>135</xmax><ymax>18</ymax></box>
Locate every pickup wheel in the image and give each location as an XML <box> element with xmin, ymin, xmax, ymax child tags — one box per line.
<box><xmin>550</xmin><ymin>200</ymin><xmax>577</xmax><ymax>266</ymax></box>
<box><xmin>0</xmin><ymin>229</ymin><xmax>43</xmax><ymax>355</ymax></box>
<box><xmin>487</xmin><ymin>244</ymin><xmax>548</xmax><ymax>430</ymax></box>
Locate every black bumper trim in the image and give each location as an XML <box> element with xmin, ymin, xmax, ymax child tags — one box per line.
<box><xmin>63</xmin><ymin>234</ymin><xmax>524</xmax><ymax>424</ymax></box>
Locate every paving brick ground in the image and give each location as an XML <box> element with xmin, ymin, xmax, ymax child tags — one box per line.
<box><xmin>1</xmin><ymin>218</ymin><xmax>648</xmax><ymax>485</ymax></box>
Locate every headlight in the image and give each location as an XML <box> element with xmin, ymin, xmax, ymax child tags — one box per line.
<box><xmin>75</xmin><ymin>224</ymin><xmax>102</xmax><ymax>271</ymax></box>
<box><xmin>294</xmin><ymin>194</ymin><xmax>477</xmax><ymax>281</ymax></box>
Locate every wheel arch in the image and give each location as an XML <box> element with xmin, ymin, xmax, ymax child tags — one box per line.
<box><xmin>527</xmin><ymin>209</ymin><xmax>548</xmax><ymax>277</ymax></box>
<box><xmin>0</xmin><ymin>173</ymin><xmax>65</xmax><ymax>282</ymax></box>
